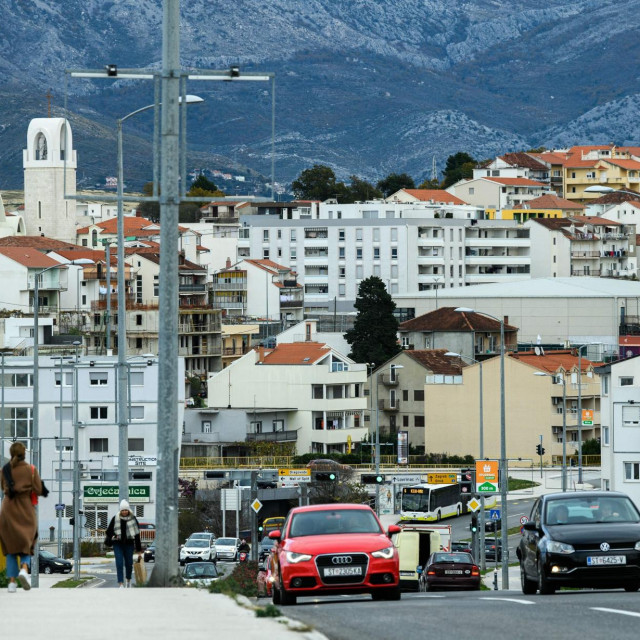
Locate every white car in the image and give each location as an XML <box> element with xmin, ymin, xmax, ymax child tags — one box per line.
<box><xmin>180</xmin><ymin>538</ymin><xmax>215</xmax><ymax>565</ymax></box>
<box><xmin>214</xmin><ymin>537</ymin><xmax>241</xmax><ymax>561</ymax></box>
<box><xmin>182</xmin><ymin>561</ymin><xmax>220</xmax><ymax>587</ymax></box>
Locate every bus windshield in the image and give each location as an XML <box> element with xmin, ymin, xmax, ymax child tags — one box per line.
<box><xmin>401</xmin><ymin>488</ymin><xmax>430</xmax><ymax>512</ymax></box>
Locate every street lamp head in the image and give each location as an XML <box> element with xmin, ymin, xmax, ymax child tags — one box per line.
<box><xmin>584</xmin><ymin>185</ymin><xmax>614</xmax><ymax>194</ymax></box>
<box><xmin>444</xmin><ymin>351</ymin><xmax>461</xmax><ymax>357</ymax></box>
<box><xmin>69</xmin><ymin>258</ymin><xmax>94</xmax><ymax>266</ymax></box>
<box><xmin>454</xmin><ymin>307</ymin><xmax>475</xmax><ymax>313</ymax></box>
<box><xmin>180</xmin><ymin>94</ymin><xmax>205</xmax><ymax>105</ymax></box>
<box><xmin>390</xmin><ymin>364</ymin><xmax>404</xmax><ymax>370</ymax></box>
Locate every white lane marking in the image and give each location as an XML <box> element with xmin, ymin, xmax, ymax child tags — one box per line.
<box><xmin>591</xmin><ymin>608</ymin><xmax>640</xmax><ymax>619</ymax></box>
<box><xmin>413</xmin><ymin>594</ymin><xmax>446</xmax><ymax>598</ymax></box>
<box><xmin>481</xmin><ymin>597</ymin><xmax>535</xmax><ymax>605</ymax></box>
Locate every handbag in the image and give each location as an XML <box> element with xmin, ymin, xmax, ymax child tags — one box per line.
<box><xmin>133</xmin><ymin>555</ymin><xmax>147</xmax><ymax>585</ymax></box>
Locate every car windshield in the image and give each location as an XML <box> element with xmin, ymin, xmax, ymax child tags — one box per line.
<box><xmin>544</xmin><ymin>496</ymin><xmax>640</xmax><ymax>525</ymax></box>
<box><xmin>432</xmin><ymin>553</ymin><xmax>472</xmax><ymax>564</ymax></box>
<box><xmin>260</xmin><ymin>537</ymin><xmax>275</xmax><ymax>547</ymax></box>
<box><xmin>216</xmin><ymin>538</ymin><xmax>236</xmax><ymax>546</ymax></box>
<box><xmin>190</xmin><ymin>533</ymin><xmax>210</xmax><ymax>539</ymax></box>
<box><xmin>187</xmin><ymin>539</ymin><xmax>209</xmax><ymax>548</ymax></box>
<box><xmin>185</xmin><ymin>564</ymin><xmax>218</xmax><ymax>578</ymax></box>
<box><xmin>289</xmin><ymin>509</ymin><xmax>381</xmax><ymax>537</ymax></box>
<box><xmin>40</xmin><ymin>550</ymin><xmax>56</xmax><ymax>559</ymax></box>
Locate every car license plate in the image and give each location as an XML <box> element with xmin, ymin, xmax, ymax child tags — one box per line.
<box><xmin>587</xmin><ymin>556</ymin><xmax>626</xmax><ymax>566</ymax></box>
<box><xmin>323</xmin><ymin>566</ymin><xmax>362</xmax><ymax>577</ymax></box>
<box><xmin>445</xmin><ymin>570</ymin><xmax>463</xmax><ymax>575</ymax></box>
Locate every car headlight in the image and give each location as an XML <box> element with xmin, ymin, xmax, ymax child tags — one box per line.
<box><xmin>371</xmin><ymin>546</ymin><xmax>395</xmax><ymax>559</ymax></box>
<box><xmin>54</xmin><ymin>562</ymin><xmax>64</xmax><ymax>566</ymax></box>
<box><xmin>635</xmin><ymin>541</ymin><xmax>640</xmax><ymax>551</ymax></box>
<box><xmin>547</xmin><ymin>540</ymin><xmax>575</xmax><ymax>554</ymax></box>
<box><xmin>285</xmin><ymin>551</ymin><xmax>312</xmax><ymax>564</ymax></box>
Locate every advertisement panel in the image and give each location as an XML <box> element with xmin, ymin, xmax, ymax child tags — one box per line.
<box><xmin>397</xmin><ymin>431</ymin><xmax>408</xmax><ymax>465</ymax></box>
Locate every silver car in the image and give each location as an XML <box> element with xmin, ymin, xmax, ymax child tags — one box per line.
<box><xmin>215</xmin><ymin>537</ymin><xmax>241</xmax><ymax>561</ymax></box>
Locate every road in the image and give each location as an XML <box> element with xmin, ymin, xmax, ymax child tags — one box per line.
<box><xmin>277</xmin><ymin>590</ymin><xmax>640</xmax><ymax>640</ymax></box>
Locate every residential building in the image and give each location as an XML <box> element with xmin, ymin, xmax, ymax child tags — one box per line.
<box><xmin>277</xmin><ymin>319</ymin><xmax>351</xmax><ymax>357</ymax></box>
<box><xmin>424</xmin><ymin>350</ymin><xmax>600</xmax><ymax>463</ymax></box>
<box><xmin>526</xmin><ymin>216</ymin><xmax>635</xmax><ymax>279</ymax></box>
<box><xmin>0</xmin><ymin>193</ymin><xmax>25</xmax><ymax>238</ymax></box>
<box><xmin>206</xmin><ymin>342</ymin><xmax>368</xmax><ymax>455</ymax></box>
<box><xmin>474</xmin><ymin>152</ymin><xmax>551</xmax><ymax>186</ymax></box>
<box><xmin>368</xmin><ymin>349</ymin><xmax>465</xmax><ymax>454</ymax></box>
<box><xmin>386</xmin><ymin>189</ymin><xmax>470</xmax><ymax>207</ymax></box>
<box><xmin>497</xmin><ymin>194</ymin><xmax>585</xmax><ymax>223</ymax></box>
<box><xmin>597</xmin><ymin>355</ymin><xmax>640</xmax><ymax>501</ymax></box>
<box><xmin>398</xmin><ymin>307</ymin><xmax>518</xmax><ymax>363</ymax></box>
<box><xmin>221</xmin><ymin>324</ymin><xmax>259</xmax><ymax>368</ymax></box>
<box><xmin>447</xmin><ymin>176</ymin><xmax>549</xmax><ymax>211</ymax></box>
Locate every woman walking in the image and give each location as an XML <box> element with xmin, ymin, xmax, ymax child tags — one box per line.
<box><xmin>0</xmin><ymin>442</ymin><xmax>47</xmax><ymax>593</ymax></box>
<box><xmin>105</xmin><ymin>499</ymin><xmax>143</xmax><ymax>588</ymax></box>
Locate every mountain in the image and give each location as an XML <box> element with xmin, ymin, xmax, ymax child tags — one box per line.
<box><xmin>0</xmin><ymin>0</ymin><xmax>639</xmax><ymax>191</ymax></box>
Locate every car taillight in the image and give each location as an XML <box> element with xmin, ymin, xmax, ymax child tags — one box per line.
<box><xmin>427</xmin><ymin>570</ymin><xmax>436</xmax><ymax>575</ymax></box>
<box><xmin>471</xmin><ymin>566</ymin><xmax>480</xmax><ymax>576</ymax></box>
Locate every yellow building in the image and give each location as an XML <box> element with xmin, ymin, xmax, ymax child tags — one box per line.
<box><xmin>424</xmin><ymin>350</ymin><xmax>600</xmax><ymax>465</ymax></box>
<box><xmin>494</xmin><ymin>194</ymin><xmax>584</xmax><ymax>222</ymax></box>
<box><xmin>221</xmin><ymin>324</ymin><xmax>259</xmax><ymax>367</ymax></box>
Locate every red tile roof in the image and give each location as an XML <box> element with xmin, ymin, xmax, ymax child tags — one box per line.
<box><xmin>483</xmin><ymin>177</ymin><xmax>547</xmax><ymax>187</ymax></box>
<box><xmin>499</xmin><ymin>152</ymin><xmax>549</xmax><ymax>172</ymax></box>
<box><xmin>602</xmin><ymin>159</ymin><xmax>640</xmax><ymax>170</ymax></box>
<box><xmin>589</xmin><ymin>189</ymin><xmax>640</xmax><ymax>205</ymax></box>
<box><xmin>0</xmin><ymin>247</ymin><xmax>66</xmax><ymax>269</ymax></box>
<box><xmin>404</xmin><ymin>349</ymin><xmax>469</xmax><ymax>375</ymax></box>
<box><xmin>54</xmin><ymin>249</ymin><xmax>109</xmax><ymax>264</ymax></box>
<box><xmin>0</xmin><ymin>236</ymin><xmax>79</xmax><ymax>250</ymax></box>
<box><xmin>510</xmin><ymin>350</ymin><xmax>594</xmax><ymax>374</ymax></box>
<box><xmin>258</xmin><ymin>342</ymin><xmax>332</xmax><ymax>365</ymax></box>
<box><xmin>399</xmin><ymin>307</ymin><xmax>518</xmax><ymax>333</ymax></box>
<box><xmin>76</xmin><ymin>217</ymin><xmax>188</xmax><ymax>236</ymax></box>
<box><xmin>570</xmin><ymin>215</ymin><xmax>623</xmax><ymax>226</ymax></box>
<box><xmin>513</xmin><ymin>194</ymin><xmax>584</xmax><ymax>210</ymax></box>
<box><xmin>245</xmin><ymin>259</ymin><xmax>290</xmax><ymax>274</ymax></box>
<box><xmin>398</xmin><ymin>189</ymin><xmax>467</xmax><ymax>205</ymax></box>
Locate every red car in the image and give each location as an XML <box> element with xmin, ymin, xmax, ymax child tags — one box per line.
<box><xmin>270</xmin><ymin>503</ymin><xmax>401</xmax><ymax>606</ymax></box>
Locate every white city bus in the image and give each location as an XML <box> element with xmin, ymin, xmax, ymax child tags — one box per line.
<box><xmin>400</xmin><ymin>483</ymin><xmax>464</xmax><ymax>522</ymax></box>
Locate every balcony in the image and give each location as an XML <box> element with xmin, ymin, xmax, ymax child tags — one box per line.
<box><xmin>246</xmin><ymin>430</ymin><xmax>298</xmax><ymax>443</ymax></box>
<box><xmin>280</xmin><ymin>298</ymin><xmax>303</xmax><ymax>308</ymax></box>
<box><xmin>222</xmin><ymin>346</ymin><xmax>251</xmax><ymax>357</ymax></box>
<box><xmin>571</xmin><ymin>250</ymin><xmax>600</xmax><ymax>258</ymax></box>
<box><xmin>378</xmin><ymin>399</ymin><xmax>400</xmax><ymax>412</ymax></box>
<box><xmin>212</xmin><ymin>300</ymin><xmax>245</xmax><ymax>310</ymax></box>
<box><xmin>571</xmin><ymin>269</ymin><xmax>600</xmax><ymax>277</ymax></box>
<box><xmin>179</xmin><ymin>283</ymin><xmax>207</xmax><ymax>293</ymax></box>
<box><xmin>212</xmin><ymin>281</ymin><xmax>247</xmax><ymax>291</ymax></box>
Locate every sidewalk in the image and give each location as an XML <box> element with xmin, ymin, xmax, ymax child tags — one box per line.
<box><xmin>481</xmin><ymin>564</ymin><xmax>521</xmax><ymax>591</ymax></box>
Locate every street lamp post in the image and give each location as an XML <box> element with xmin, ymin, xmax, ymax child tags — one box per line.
<box><xmin>116</xmin><ymin>94</ymin><xmax>204</xmax><ymax>504</ymax></box>
<box><xmin>445</xmin><ymin>351</ymin><xmax>485</xmax><ymax>570</ymax></box>
<box><xmin>534</xmin><ymin>371</ymin><xmax>567</xmax><ymax>491</ymax></box>
<box><xmin>576</xmin><ymin>342</ymin><xmax>600</xmax><ymax>485</ymax></box>
<box><xmin>455</xmin><ymin>307</ymin><xmax>508</xmax><ymax>589</ymax></box>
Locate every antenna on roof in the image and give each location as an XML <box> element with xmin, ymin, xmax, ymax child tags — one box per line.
<box><xmin>540</xmin><ymin>347</ymin><xmax>545</xmax><ymax>356</ymax></box>
<box><xmin>534</xmin><ymin>346</ymin><xmax>541</xmax><ymax>356</ymax></box>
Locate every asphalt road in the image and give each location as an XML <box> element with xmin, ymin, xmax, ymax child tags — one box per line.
<box><xmin>277</xmin><ymin>589</ymin><xmax>640</xmax><ymax>640</ymax></box>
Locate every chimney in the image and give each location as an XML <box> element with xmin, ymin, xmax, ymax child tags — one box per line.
<box><xmin>503</xmin><ymin>316</ymin><xmax>509</xmax><ymax>326</ymax></box>
<box><xmin>226</xmin><ymin>257</ymin><xmax>231</xmax><ymax>268</ymax></box>
<box><xmin>258</xmin><ymin>345</ymin><xmax>265</xmax><ymax>363</ymax></box>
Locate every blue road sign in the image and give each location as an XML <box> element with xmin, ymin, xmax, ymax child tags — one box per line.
<box><xmin>490</xmin><ymin>508</ymin><xmax>501</xmax><ymax>520</ymax></box>
<box><xmin>55</xmin><ymin>503</ymin><xmax>65</xmax><ymax>511</ymax></box>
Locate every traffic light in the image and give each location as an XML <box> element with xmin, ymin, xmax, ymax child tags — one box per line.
<box><xmin>536</xmin><ymin>444</ymin><xmax>546</xmax><ymax>456</ymax></box>
<box><xmin>361</xmin><ymin>474</ymin><xmax>385</xmax><ymax>484</ymax></box>
<box><xmin>470</xmin><ymin>513</ymin><xmax>478</xmax><ymax>534</ymax></box>
<box><xmin>314</xmin><ymin>472</ymin><xmax>338</xmax><ymax>482</ymax></box>
<box><xmin>460</xmin><ymin>468</ymin><xmax>473</xmax><ymax>493</ymax></box>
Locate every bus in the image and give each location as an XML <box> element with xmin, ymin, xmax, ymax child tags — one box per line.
<box><xmin>400</xmin><ymin>484</ymin><xmax>465</xmax><ymax>522</ymax></box>
<box><xmin>262</xmin><ymin>516</ymin><xmax>285</xmax><ymax>535</ymax></box>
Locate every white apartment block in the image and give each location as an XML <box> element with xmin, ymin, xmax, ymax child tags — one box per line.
<box><xmin>237</xmin><ymin>201</ymin><xmax>530</xmax><ymax>313</ymax></box>
<box><xmin>0</xmin><ymin>355</ymin><xmax>185</xmax><ymax>535</ymax></box>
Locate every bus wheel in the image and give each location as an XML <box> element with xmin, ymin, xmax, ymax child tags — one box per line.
<box><xmin>436</xmin><ymin>511</ymin><xmax>441</xmax><ymax>522</ymax></box>
<box><xmin>456</xmin><ymin>505</ymin><xmax>461</xmax><ymax>517</ymax></box>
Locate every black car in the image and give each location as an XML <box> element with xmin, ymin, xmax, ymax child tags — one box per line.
<box><xmin>484</xmin><ymin>537</ymin><xmax>502</xmax><ymax>562</ymax></box>
<box><xmin>451</xmin><ymin>541</ymin><xmax>473</xmax><ymax>555</ymax></box>
<box><xmin>485</xmin><ymin>517</ymin><xmax>501</xmax><ymax>533</ymax></box>
<box><xmin>39</xmin><ymin>550</ymin><xmax>72</xmax><ymax>574</ymax></box>
<box><xmin>418</xmin><ymin>552</ymin><xmax>481</xmax><ymax>591</ymax></box>
<box><xmin>144</xmin><ymin>543</ymin><xmax>155</xmax><ymax>563</ymax></box>
<box><xmin>517</xmin><ymin>491</ymin><xmax>640</xmax><ymax>595</ymax></box>
<box><xmin>258</xmin><ymin>535</ymin><xmax>276</xmax><ymax>562</ymax></box>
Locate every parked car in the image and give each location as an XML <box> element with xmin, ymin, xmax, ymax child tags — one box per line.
<box><xmin>258</xmin><ymin>535</ymin><xmax>276</xmax><ymax>562</ymax></box>
<box><xmin>39</xmin><ymin>550</ymin><xmax>72</xmax><ymax>574</ymax></box>
<box><xmin>451</xmin><ymin>541</ymin><xmax>473</xmax><ymax>555</ymax></box>
<box><xmin>182</xmin><ymin>561</ymin><xmax>220</xmax><ymax>587</ymax></box>
<box><xmin>418</xmin><ymin>552</ymin><xmax>481</xmax><ymax>591</ymax></box>
<box><xmin>485</xmin><ymin>517</ymin><xmax>501</xmax><ymax>533</ymax></box>
<box><xmin>484</xmin><ymin>537</ymin><xmax>502</xmax><ymax>562</ymax></box>
<box><xmin>305</xmin><ymin>459</ymin><xmax>352</xmax><ymax>472</ymax></box>
<box><xmin>518</xmin><ymin>491</ymin><xmax>640</xmax><ymax>595</ymax></box>
<box><xmin>180</xmin><ymin>537</ymin><xmax>215</xmax><ymax>565</ymax></box>
<box><xmin>143</xmin><ymin>543</ymin><xmax>155</xmax><ymax>563</ymax></box>
<box><xmin>215</xmin><ymin>537</ymin><xmax>241</xmax><ymax>561</ymax></box>
<box><xmin>270</xmin><ymin>503</ymin><xmax>401</xmax><ymax>606</ymax></box>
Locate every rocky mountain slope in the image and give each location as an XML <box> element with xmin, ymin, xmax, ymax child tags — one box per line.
<box><xmin>0</xmin><ymin>0</ymin><xmax>638</xmax><ymax>190</ymax></box>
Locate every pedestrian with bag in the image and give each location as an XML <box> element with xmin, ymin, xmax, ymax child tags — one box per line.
<box><xmin>105</xmin><ymin>499</ymin><xmax>143</xmax><ymax>588</ymax></box>
<box><xmin>0</xmin><ymin>441</ymin><xmax>49</xmax><ymax>593</ymax></box>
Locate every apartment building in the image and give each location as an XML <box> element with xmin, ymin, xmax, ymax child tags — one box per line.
<box><xmin>447</xmin><ymin>176</ymin><xmax>549</xmax><ymax>211</ymax></box>
<box><xmin>474</xmin><ymin>152</ymin><xmax>551</xmax><ymax>186</ymax></box>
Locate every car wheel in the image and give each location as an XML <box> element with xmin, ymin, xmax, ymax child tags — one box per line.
<box><xmin>537</xmin><ymin>560</ymin><xmax>555</xmax><ymax>595</ymax></box>
<box><xmin>418</xmin><ymin>578</ymin><xmax>425</xmax><ymax>592</ymax></box>
<box><xmin>520</xmin><ymin>561</ymin><xmax>537</xmax><ymax>595</ymax></box>
<box><xmin>624</xmin><ymin>584</ymin><xmax>640</xmax><ymax>592</ymax></box>
<box><xmin>279</xmin><ymin>575</ymin><xmax>296</xmax><ymax>606</ymax></box>
<box><xmin>457</xmin><ymin>506</ymin><xmax>461</xmax><ymax>517</ymax></box>
<box><xmin>44</xmin><ymin>566</ymin><xmax>52</xmax><ymax>575</ymax></box>
<box><xmin>272</xmin><ymin>578</ymin><xmax>281</xmax><ymax>605</ymax></box>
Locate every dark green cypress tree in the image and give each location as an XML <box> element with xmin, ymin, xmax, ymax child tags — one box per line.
<box><xmin>345</xmin><ymin>276</ymin><xmax>402</xmax><ymax>367</ymax></box>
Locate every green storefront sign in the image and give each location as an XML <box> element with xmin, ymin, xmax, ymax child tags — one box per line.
<box><xmin>84</xmin><ymin>485</ymin><xmax>150</xmax><ymax>503</ymax></box>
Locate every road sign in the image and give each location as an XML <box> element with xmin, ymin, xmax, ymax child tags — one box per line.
<box><xmin>427</xmin><ymin>472</ymin><xmax>457</xmax><ymax>484</ymax></box>
<box><xmin>467</xmin><ymin>497</ymin><xmax>481</xmax><ymax>512</ymax></box>
<box><xmin>520</xmin><ymin>516</ymin><xmax>529</xmax><ymax>525</ymax></box>
<box><xmin>582</xmin><ymin>409</ymin><xmax>593</xmax><ymax>426</ymax></box>
<box><xmin>251</xmin><ymin>499</ymin><xmax>263</xmax><ymax>514</ymax></box>
<box><xmin>278</xmin><ymin>468</ymin><xmax>311</xmax><ymax>485</ymax></box>
<box><xmin>490</xmin><ymin>509</ymin><xmax>500</xmax><ymax>520</ymax></box>
<box><xmin>475</xmin><ymin>459</ymin><xmax>499</xmax><ymax>493</ymax></box>
<box><xmin>55</xmin><ymin>503</ymin><xmax>65</xmax><ymax>511</ymax></box>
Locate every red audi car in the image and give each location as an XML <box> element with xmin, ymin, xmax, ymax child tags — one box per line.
<box><xmin>270</xmin><ymin>503</ymin><xmax>401</xmax><ymax>605</ymax></box>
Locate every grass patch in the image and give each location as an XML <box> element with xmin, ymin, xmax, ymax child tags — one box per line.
<box><xmin>508</xmin><ymin>477</ymin><xmax>539</xmax><ymax>491</ymax></box>
<box><xmin>256</xmin><ymin>604</ymin><xmax>282</xmax><ymax>618</ymax></box>
<box><xmin>208</xmin><ymin>561</ymin><xmax>258</xmax><ymax>598</ymax></box>
<box><xmin>51</xmin><ymin>576</ymin><xmax>94</xmax><ymax>588</ymax></box>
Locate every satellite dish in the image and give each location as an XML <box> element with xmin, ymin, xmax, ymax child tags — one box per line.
<box><xmin>540</xmin><ymin>347</ymin><xmax>545</xmax><ymax>355</ymax></box>
<box><xmin>534</xmin><ymin>346</ymin><xmax>541</xmax><ymax>356</ymax></box>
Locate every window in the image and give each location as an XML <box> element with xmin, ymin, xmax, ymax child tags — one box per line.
<box><xmin>356</xmin><ymin>248</ymin><xmax>363</xmax><ymax>259</ymax></box>
<box><xmin>624</xmin><ymin>462</ymin><xmax>640</xmax><ymax>481</ymax></box>
<box><xmin>54</xmin><ymin>407</ymin><xmax>72</xmax><ymax>421</ymax></box>
<box><xmin>277</xmin><ymin>229</ymin><xmax>282</xmax><ymax>239</ymax></box>
<box><xmin>54</xmin><ymin>372</ymin><xmax>73</xmax><ymax>387</ymax></box>
<box><xmin>202</xmin><ymin>421</ymin><xmax>211</xmax><ymax>433</ymax></box>
<box><xmin>130</xmin><ymin>372</ymin><xmax>144</xmax><ymax>386</ymax></box>
<box><xmin>339</xmin><ymin>267</ymin><xmax>346</xmax><ymax>277</ymax></box>
<box><xmin>263</xmin><ymin>249</ymin><xmax>270</xmax><ymax>259</ymax></box>
<box><xmin>373</xmin><ymin>228</ymin><xmax>380</xmax><ymax>242</ymax></box>
<box><xmin>414</xmin><ymin>416</ymin><xmax>425</xmax><ymax>427</ymax></box>
<box><xmin>620</xmin><ymin>376</ymin><xmax>634</xmax><ymax>386</ymax></box>
<box><xmin>290</xmin><ymin>230</ymin><xmax>296</xmax><ymax>242</ymax></box>
<box><xmin>339</xmin><ymin>247</ymin><xmax>345</xmax><ymax>259</ymax></box>
<box><xmin>90</xmin><ymin>406</ymin><xmax>108</xmax><ymax>420</ymax></box>
<box><xmin>403</xmin><ymin>389</ymin><xmax>408</xmax><ymax>402</ymax></box>
<box><xmin>339</xmin><ymin>284</ymin><xmax>345</xmax><ymax>296</ymax></box>
<box><xmin>3</xmin><ymin>373</ymin><xmax>33</xmax><ymax>387</ymax></box>
<box><xmin>356</xmin><ymin>228</ymin><xmax>363</xmax><ymax>241</ymax></box>
<box><xmin>312</xmin><ymin>385</ymin><xmax>324</xmax><ymax>399</ymax></box>
<box><xmin>623</xmin><ymin>405</ymin><xmax>640</xmax><ymax>426</ymax></box>
<box><xmin>128</xmin><ymin>438</ymin><xmax>144</xmax><ymax>451</ymax></box>
<box><xmin>135</xmin><ymin>338</ymin><xmax>143</xmax><ymax>349</ymax></box>
<box><xmin>1</xmin><ymin>407</ymin><xmax>33</xmax><ymax>440</ymax></box>
<box><xmin>356</xmin><ymin>265</ymin><xmax>363</xmax><ymax>278</ymax></box>
<box><xmin>90</xmin><ymin>438</ymin><xmax>108</xmax><ymax>453</ymax></box>
<box><xmin>130</xmin><ymin>406</ymin><xmax>145</xmax><ymax>420</ymax></box>
<box><xmin>374</xmin><ymin>247</ymin><xmax>380</xmax><ymax>259</ymax></box>
<box><xmin>89</xmin><ymin>372</ymin><xmax>108</xmax><ymax>386</ymax></box>
<box><xmin>153</xmin><ymin>275</ymin><xmax>159</xmax><ymax>297</ymax></box>
<box><xmin>602</xmin><ymin>376</ymin><xmax>609</xmax><ymax>395</ymax></box>
<box><xmin>403</xmin><ymin>415</ymin><xmax>409</xmax><ymax>427</ymax></box>
<box><xmin>391</xmin><ymin>247</ymin><xmax>398</xmax><ymax>259</ymax></box>
<box><xmin>263</xmin><ymin>230</ymin><xmax>269</xmax><ymax>242</ymax></box>
<box><xmin>469</xmin><ymin>188</ymin><xmax>474</xmax><ymax>195</ymax></box>
<box><xmin>338</xmin><ymin>229</ymin><xmax>345</xmax><ymax>241</ymax></box>
<box><xmin>391</xmin><ymin>228</ymin><xmax>398</xmax><ymax>241</ymax></box>
<box><xmin>414</xmin><ymin>390</ymin><xmax>424</xmax><ymax>402</ymax></box>
<box><xmin>602</xmin><ymin>426</ymin><xmax>610</xmax><ymax>446</ymax></box>
<box><xmin>251</xmin><ymin>421</ymin><xmax>262</xmax><ymax>434</ymax></box>
<box><xmin>136</xmin><ymin>314</ymin><xmax>143</xmax><ymax>326</ymax></box>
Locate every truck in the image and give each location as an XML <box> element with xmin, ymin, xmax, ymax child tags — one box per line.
<box><xmin>391</xmin><ymin>522</ymin><xmax>452</xmax><ymax>591</ymax></box>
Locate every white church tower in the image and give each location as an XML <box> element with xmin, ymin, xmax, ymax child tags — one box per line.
<box><xmin>23</xmin><ymin>118</ymin><xmax>77</xmax><ymax>243</ymax></box>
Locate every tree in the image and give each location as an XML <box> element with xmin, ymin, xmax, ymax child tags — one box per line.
<box><xmin>136</xmin><ymin>181</ymin><xmax>160</xmax><ymax>222</ymax></box>
<box><xmin>291</xmin><ymin>164</ymin><xmax>341</xmax><ymax>201</ymax></box>
<box><xmin>344</xmin><ymin>175</ymin><xmax>383</xmax><ymax>203</ymax></box>
<box><xmin>418</xmin><ymin>177</ymin><xmax>442</xmax><ymax>189</ymax></box>
<box><xmin>441</xmin><ymin>152</ymin><xmax>476</xmax><ymax>188</ymax></box>
<box><xmin>190</xmin><ymin>174</ymin><xmax>218</xmax><ymax>193</ymax></box>
<box><xmin>376</xmin><ymin>173</ymin><xmax>415</xmax><ymax>197</ymax></box>
<box><xmin>345</xmin><ymin>276</ymin><xmax>402</xmax><ymax>367</ymax></box>
<box><xmin>578</xmin><ymin>438</ymin><xmax>601</xmax><ymax>456</ymax></box>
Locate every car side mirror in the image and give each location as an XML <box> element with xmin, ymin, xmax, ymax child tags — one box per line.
<box><xmin>268</xmin><ymin>529</ymin><xmax>281</xmax><ymax>540</ymax></box>
<box><xmin>523</xmin><ymin>521</ymin><xmax>538</xmax><ymax>532</ymax></box>
<box><xmin>387</xmin><ymin>524</ymin><xmax>401</xmax><ymax>537</ymax></box>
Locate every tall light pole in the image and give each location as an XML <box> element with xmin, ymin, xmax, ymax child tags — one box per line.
<box><xmin>445</xmin><ymin>351</ymin><xmax>485</xmax><ymax>570</ymax></box>
<box><xmin>0</xmin><ymin>351</ymin><xmax>5</xmax><ymax>499</ymax></box>
<box><xmin>455</xmin><ymin>307</ymin><xmax>508</xmax><ymax>589</ymax></box>
<box><xmin>576</xmin><ymin>342</ymin><xmax>600</xmax><ymax>485</ymax></box>
<box><xmin>116</xmin><ymin>94</ymin><xmax>204</xmax><ymax>505</ymax></box>
<box><xmin>32</xmin><ymin>257</ymin><xmax>93</xmax><ymax>587</ymax></box>
<box><xmin>535</xmin><ymin>371</ymin><xmax>567</xmax><ymax>491</ymax></box>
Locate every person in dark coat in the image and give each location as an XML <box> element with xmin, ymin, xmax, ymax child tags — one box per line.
<box><xmin>105</xmin><ymin>499</ymin><xmax>143</xmax><ymax>588</ymax></box>
<box><xmin>0</xmin><ymin>442</ymin><xmax>47</xmax><ymax>593</ymax></box>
